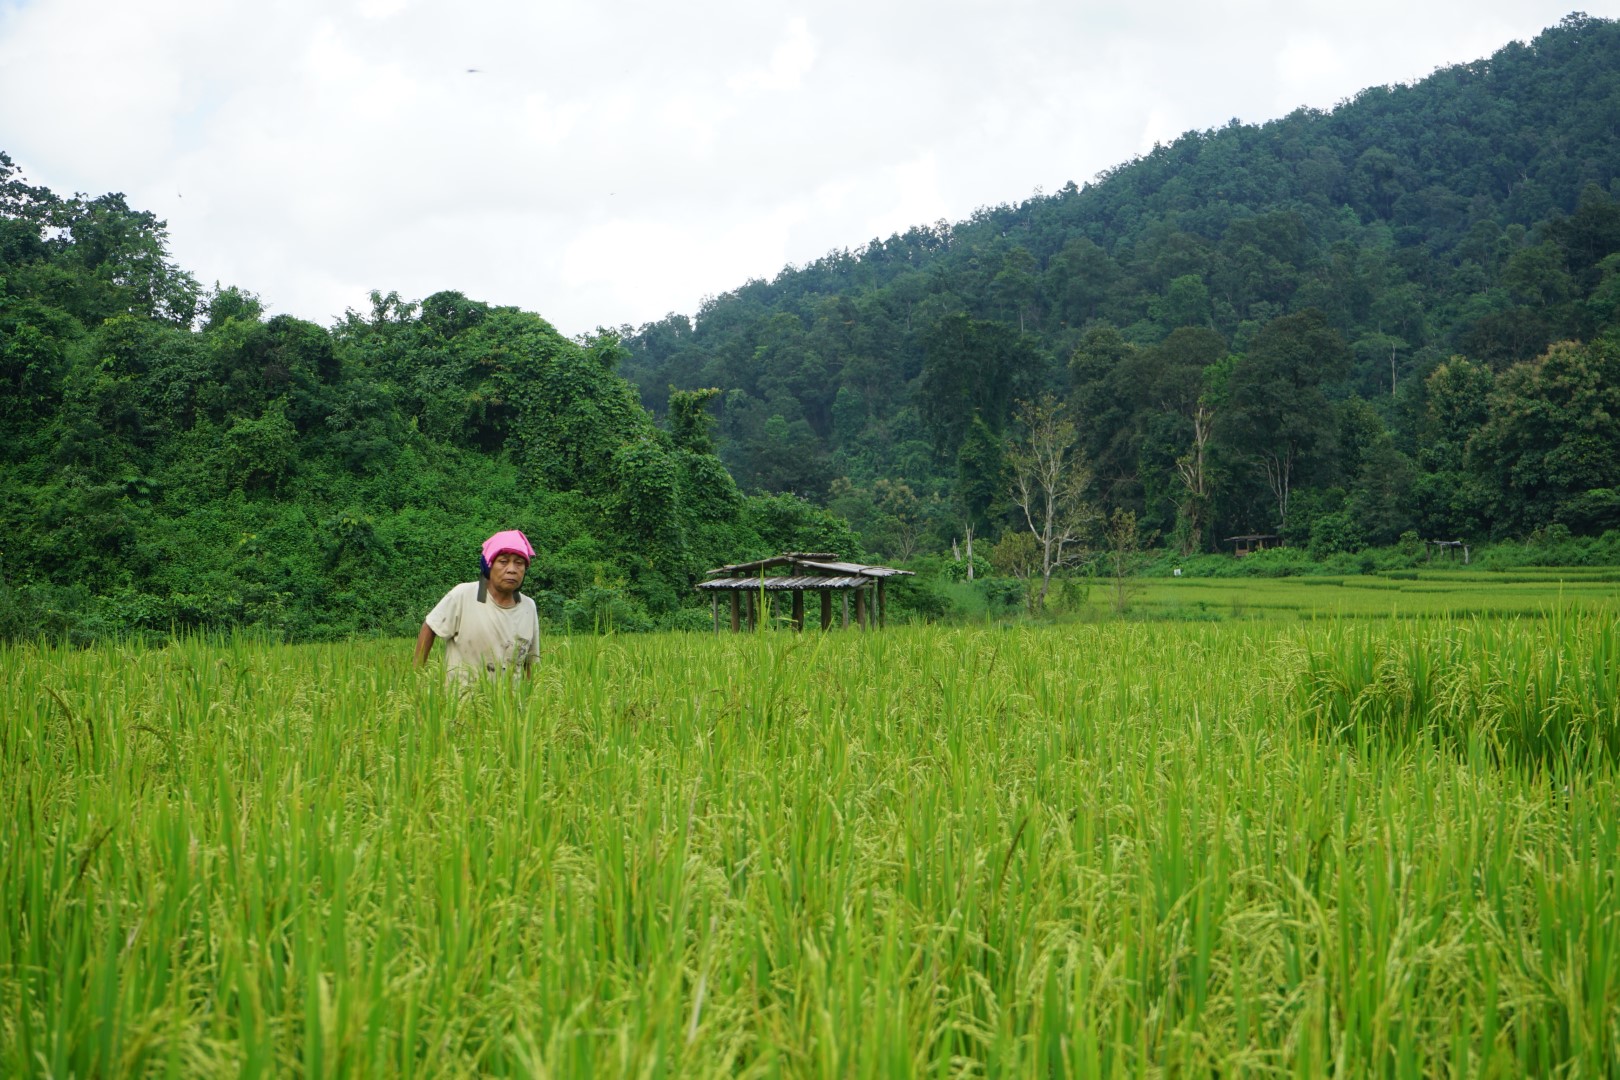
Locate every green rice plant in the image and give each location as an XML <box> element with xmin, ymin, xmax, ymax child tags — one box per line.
<box><xmin>1288</xmin><ymin>610</ymin><xmax>1620</xmax><ymax>770</ymax></box>
<box><xmin>3</xmin><ymin>610</ymin><xmax>1618</xmax><ymax>1076</ymax></box>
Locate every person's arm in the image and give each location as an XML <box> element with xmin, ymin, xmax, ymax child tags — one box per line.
<box><xmin>414</xmin><ymin>622</ymin><xmax>437</xmax><ymax>667</ymax></box>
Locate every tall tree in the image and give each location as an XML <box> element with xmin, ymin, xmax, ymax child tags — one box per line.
<box><xmin>1005</xmin><ymin>394</ymin><xmax>1099</xmax><ymax>610</ymax></box>
<box><xmin>917</xmin><ymin>313</ymin><xmax>1045</xmax><ymax>458</ymax></box>
<box><xmin>1173</xmin><ymin>400</ymin><xmax>1216</xmax><ymax>554</ymax></box>
<box><xmin>1469</xmin><ymin>336</ymin><xmax>1620</xmax><ymax>533</ymax></box>
<box><xmin>1217</xmin><ymin>310</ymin><xmax>1349</xmax><ymax>530</ymax></box>
<box><xmin>953</xmin><ymin>414</ymin><xmax>1007</xmax><ymax>577</ymax></box>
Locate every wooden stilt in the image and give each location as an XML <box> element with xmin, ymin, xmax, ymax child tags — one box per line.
<box><xmin>730</xmin><ymin>591</ymin><xmax>740</xmax><ymax>632</ymax></box>
<box><xmin>842</xmin><ymin>591</ymin><xmax>849</xmax><ymax>629</ymax></box>
<box><xmin>792</xmin><ymin>590</ymin><xmax>804</xmax><ymax>631</ymax></box>
<box><xmin>878</xmin><ymin>579</ymin><xmax>886</xmax><ymax>628</ymax></box>
<box><xmin>712</xmin><ymin>593</ymin><xmax>719</xmax><ymax>633</ymax></box>
<box><xmin>820</xmin><ymin>589</ymin><xmax>831</xmax><ymax>630</ymax></box>
<box><xmin>855</xmin><ymin>588</ymin><xmax>866</xmax><ymax>630</ymax></box>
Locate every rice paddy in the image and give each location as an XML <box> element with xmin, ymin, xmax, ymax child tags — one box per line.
<box><xmin>4</xmin><ymin>580</ymin><xmax>1619</xmax><ymax>1076</ymax></box>
<box><xmin>1128</xmin><ymin>566</ymin><xmax>1620</xmax><ymax>622</ymax></box>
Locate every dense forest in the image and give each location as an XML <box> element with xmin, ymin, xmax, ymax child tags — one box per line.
<box><xmin>620</xmin><ymin>13</ymin><xmax>1620</xmax><ymax>563</ymax></box>
<box><xmin>0</xmin><ymin>158</ymin><xmax>855</xmax><ymax>641</ymax></box>
<box><xmin>4</xmin><ymin>13</ymin><xmax>1620</xmax><ymax>641</ymax></box>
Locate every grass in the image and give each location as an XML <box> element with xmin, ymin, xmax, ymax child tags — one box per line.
<box><xmin>1121</xmin><ymin>568</ymin><xmax>1620</xmax><ymax>622</ymax></box>
<box><xmin>3</xmin><ymin>594</ymin><xmax>1619</xmax><ymax>1076</ymax></box>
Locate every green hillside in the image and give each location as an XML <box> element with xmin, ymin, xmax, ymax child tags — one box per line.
<box><xmin>0</xmin><ymin>168</ymin><xmax>854</xmax><ymax>641</ymax></box>
<box><xmin>620</xmin><ymin>13</ymin><xmax>1620</xmax><ymax>558</ymax></box>
<box><xmin>4</xmin><ymin>14</ymin><xmax>1620</xmax><ymax>641</ymax></box>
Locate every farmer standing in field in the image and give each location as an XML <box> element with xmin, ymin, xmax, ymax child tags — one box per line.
<box><xmin>414</xmin><ymin>529</ymin><xmax>541</xmax><ymax>681</ymax></box>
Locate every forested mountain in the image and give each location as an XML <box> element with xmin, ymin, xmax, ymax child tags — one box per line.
<box><xmin>5</xmin><ymin>14</ymin><xmax>1620</xmax><ymax>642</ymax></box>
<box><xmin>0</xmin><ymin>158</ymin><xmax>853</xmax><ymax>640</ymax></box>
<box><xmin>620</xmin><ymin>13</ymin><xmax>1620</xmax><ymax>559</ymax></box>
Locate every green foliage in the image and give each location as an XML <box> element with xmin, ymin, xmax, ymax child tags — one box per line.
<box><xmin>987</xmin><ymin>529</ymin><xmax>1038</xmax><ymax>581</ymax></box>
<box><xmin>223</xmin><ymin>399</ymin><xmax>298</xmax><ymax>493</ymax></box>
<box><xmin>917</xmin><ymin>313</ymin><xmax>1046</xmax><ymax>457</ymax></box>
<box><xmin>940</xmin><ymin>551</ymin><xmax>992</xmax><ymax>582</ymax></box>
<box><xmin>875</xmin><ymin>557</ymin><xmax>960</xmax><ymax>622</ymax></box>
<box><xmin>11</xmin><ymin>15</ymin><xmax>1620</xmax><ymax>638</ymax></box>
<box><xmin>617</xmin><ymin>15</ymin><xmax>1620</xmax><ymax>562</ymax></box>
<box><xmin>1469</xmin><ymin>336</ymin><xmax>1620</xmax><ymax>534</ymax></box>
<box><xmin>666</xmin><ymin>386</ymin><xmax>721</xmax><ymax>453</ymax></box>
<box><xmin>954</xmin><ymin>414</ymin><xmax>1008</xmax><ymax>536</ymax></box>
<box><xmin>1103</xmin><ymin>507</ymin><xmax>1150</xmax><ymax>613</ymax></box>
<box><xmin>0</xmin><ymin>166</ymin><xmax>780</xmax><ymax>641</ymax></box>
<box><xmin>740</xmin><ymin>491</ymin><xmax>861</xmax><ymax>557</ymax></box>
<box><xmin>977</xmin><ymin>575</ymin><xmax>1027</xmax><ymax>612</ymax></box>
<box><xmin>1049</xmin><ymin>573</ymin><xmax>1091</xmax><ymax>613</ymax></box>
<box><xmin>1308</xmin><ymin>509</ymin><xmax>1367</xmax><ymax>560</ymax></box>
<box><xmin>1475</xmin><ymin>526</ymin><xmax>1620</xmax><ymax>568</ymax></box>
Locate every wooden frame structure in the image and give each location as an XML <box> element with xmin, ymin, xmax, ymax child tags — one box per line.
<box><xmin>695</xmin><ymin>552</ymin><xmax>914</xmax><ymax>632</ymax></box>
<box><xmin>1224</xmin><ymin>533</ymin><xmax>1279</xmax><ymax>557</ymax></box>
<box><xmin>1425</xmin><ymin>539</ymin><xmax>1471</xmax><ymax>564</ymax></box>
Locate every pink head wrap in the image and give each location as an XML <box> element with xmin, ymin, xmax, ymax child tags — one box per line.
<box><xmin>481</xmin><ymin>529</ymin><xmax>535</xmax><ymax>570</ymax></box>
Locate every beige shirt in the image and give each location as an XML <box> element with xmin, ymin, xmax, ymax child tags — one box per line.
<box><xmin>425</xmin><ymin>581</ymin><xmax>540</xmax><ymax>682</ymax></box>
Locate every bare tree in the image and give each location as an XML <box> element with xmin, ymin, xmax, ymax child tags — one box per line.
<box><xmin>1259</xmin><ymin>446</ymin><xmax>1296</xmax><ymax>532</ymax></box>
<box><xmin>1174</xmin><ymin>400</ymin><xmax>1214</xmax><ymax>555</ymax></box>
<box><xmin>1006</xmin><ymin>394</ymin><xmax>1100</xmax><ymax>610</ymax></box>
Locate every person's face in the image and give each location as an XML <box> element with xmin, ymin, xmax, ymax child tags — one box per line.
<box><xmin>490</xmin><ymin>552</ymin><xmax>529</xmax><ymax>592</ymax></box>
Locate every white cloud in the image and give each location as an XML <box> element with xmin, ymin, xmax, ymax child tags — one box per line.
<box><xmin>1274</xmin><ymin>33</ymin><xmax>1350</xmax><ymax>107</ymax></box>
<box><xmin>727</xmin><ymin>16</ymin><xmax>817</xmax><ymax>94</ymax></box>
<box><xmin>876</xmin><ymin>154</ymin><xmax>950</xmax><ymax>238</ymax></box>
<box><xmin>0</xmin><ymin>0</ymin><xmax>1610</xmax><ymax>335</ymax></box>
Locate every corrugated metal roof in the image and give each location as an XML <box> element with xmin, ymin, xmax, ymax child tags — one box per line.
<box><xmin>711</xmin><ymin>551</ymin><xmax>841</xmax><ymax>574</ymax></box>
<box><xmin>695</xmin><ymin>576</ymin><xmax>873</xmax><ymax>590</ymax></box>
<box><xmin>795</xmin><ymin>560</ymin><xmax>915</xmax><ymax>578</ymax></box>
<box><xmin>698</xmin><ymin>552</ymin><xmax>913</xmax><ymax>591</ymax></box>
<box><xmin>711</xmin><ymin>556</ymin><xmax>792</xmax><ymax>574</ymax></box>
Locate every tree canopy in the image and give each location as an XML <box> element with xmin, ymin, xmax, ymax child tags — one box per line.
<box><xmin>618</xmin><ymin>14</ymin><xmax>1620</xmax><ymax>560</ymax></box>
<box><xmin>7</xmin><ymin>15</ymin><xmax>1620</xmax><ymax>640</ymax></box>
<box><xmin>0</xmin><ymin>156</ymin><xmax>854</xmax><ymax>640</ymax></box>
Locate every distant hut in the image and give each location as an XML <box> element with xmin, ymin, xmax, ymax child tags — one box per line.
<box><xmin>1425</xmin><ymin>539</ymin><xmax>1470</xmax><ymax>564</ymax></box>
<box><xmin>695</xmin><ymin>552</ymin><xmax>914</xmax><ymax>631</ymax></box>
<box><xmin>1224</xmin><ymin>534</ymin><xmax>1279</xmax><ymax>558</ymax></box>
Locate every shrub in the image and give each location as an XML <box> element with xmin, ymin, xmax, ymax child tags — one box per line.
<box><xmin>1308</xmin><ymin>510</ymin><xmax>1365</xmax><ymax>560</ymax></box>
<box><xmin>563</xmin><ymin>585</ymin><xmax>652</xmax><ymax>634</ymax></box>
<box><xmin>940</xmin><ymin>553</ymin><xmax>991</xmax><ymax>582</ymax></box>
<box><xmin>658</xmin><ymin>607</ymin><xmax>716</xmax><ymax>632</ymax></box>
<box><xmin>979</xmin><ymin>576</ymin><xmax>1026</xmax><ymax>612</ymax></box>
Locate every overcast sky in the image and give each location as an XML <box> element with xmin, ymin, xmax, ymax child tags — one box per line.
<box><xmin>0</xmin><ymin>1</ymin><xmax>1610</xmax><ymax>338</ymax></box>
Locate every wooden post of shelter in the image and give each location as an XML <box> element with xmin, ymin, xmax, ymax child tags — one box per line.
<box><xmin>730</xmin><ymin>592</ymin><xmax>740</xmax><ymax>632</ymax></box>
<box><xmin>854</xmin><ymin>588</ymin><xmax>866</xmax><ymax>630</ymax></box>
<box><xmin>792</xmin><ymin>591</ymin><xmax>804</xmax><ymax>632</ymax></box>
<box><xmin>746</xmin><ymin>589</ymin><xmax>755</xmax><ymax>631</ymax></box>
<box><xmin>878</xmin><ymin>579</ymin><xmax>886</xmax><ymax>629</ymax></box>
<box><xmin>842</xmin><ymin>591</ymin><xmax>849</xmax><ymax>629</ymax></box>
<box><xmin>712</xmin><ymin>593</ymin><xmax>719</xmax><ymax>633</ymax></box>
<box><xmin>820</xmin><ymin>589</ymin><xmax>831</xmax><ymax>630</ymax></box>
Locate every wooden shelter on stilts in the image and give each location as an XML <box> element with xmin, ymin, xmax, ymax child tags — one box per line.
<box><xmin>695</xmin><ymin>552</ymin><xmax>914</xmax><ymax>632</ymax></box>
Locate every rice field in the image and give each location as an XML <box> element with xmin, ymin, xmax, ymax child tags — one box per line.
<box><xmin>4</xmin><ymin>590</ymin><xmax>1620</xmax><ymax>1076</ymax></box>
<box><xmin>1128</xmin><ymin>566</ymin><xmax>1620</xmax><ymax>622</ymax></box>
